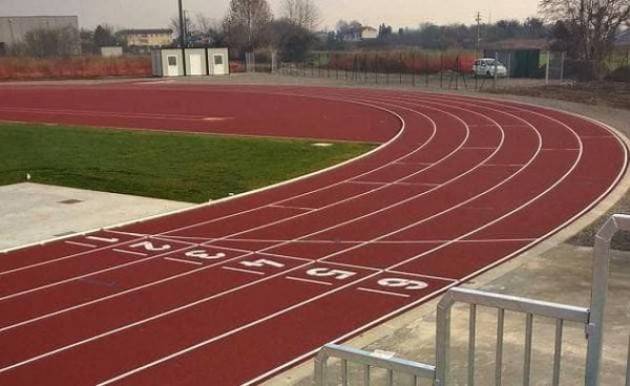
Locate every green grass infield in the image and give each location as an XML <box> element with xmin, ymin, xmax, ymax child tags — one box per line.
<box><xmin>0</xmin><ymin>123</ymin><xmax>376</xmax><ymax>203</ymax></box>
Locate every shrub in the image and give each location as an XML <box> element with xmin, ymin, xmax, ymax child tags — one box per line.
<box><xmin>0</xmin><ymin>56</ymin><xmax>151</xmax><ymax>81</ymax></box>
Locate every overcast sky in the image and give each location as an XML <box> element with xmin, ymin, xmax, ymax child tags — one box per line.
<box><xmin>0</xmin><ymin>0</ymin><xmax>541</xmax><ymax>30</ymax></box>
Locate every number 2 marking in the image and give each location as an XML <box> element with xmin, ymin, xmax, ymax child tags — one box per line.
<box><xmin>130</xmin><ymin>241</ymin><xmax>171</xmax><ymax>252</ymax></box>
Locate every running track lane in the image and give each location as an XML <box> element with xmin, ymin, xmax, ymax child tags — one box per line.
<box><xmin>0</xmin><ymin>84</ymin><xmax>626</xmax><ymax>385</ymax></box>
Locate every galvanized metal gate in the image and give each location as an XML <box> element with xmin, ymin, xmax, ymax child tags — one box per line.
<box><xmin>315</xmin><ymin>214</ymin><xmax>630</xmax><ymax>386</ymax></box>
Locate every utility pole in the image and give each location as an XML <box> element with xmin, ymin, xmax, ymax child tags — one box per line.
<box><xmin>475</xmin><ymin>12</ymin><xmax>482</xmax><ymax>59</ymax></box>
<box><xmin>178</xmin><ymin>0</ymin><xmax>187</xmax><ymax>76</ymax></box>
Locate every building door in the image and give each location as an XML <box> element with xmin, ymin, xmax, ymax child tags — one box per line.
<box><xmin>213</xmin><ymin>54</ymin><xmax>226</xmax><ymax>75</ymax></box>
<box><xmin>166</xmin><ymin>55</ymin><xmax>179</xmax><ymax>76</ymax></box>
<box><xmin>189</xmin><ymin>54</ymin><xmax>203</xmax><ymax>75</ymax></box>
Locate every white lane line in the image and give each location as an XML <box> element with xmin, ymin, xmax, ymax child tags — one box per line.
<box><xmin>219</xmin><ymin>238</ymin><xmax>536</xmax><ymax>244</ymax></box>
<box><xmin>357</xmin><ymin>287</ymin><xmax>410</xmax><ymax>298</ymax></box>
<box><xmin>344</xmin><ymin>180</ymin><xmax>389</xmax><ymax>185</ymax></box>
<box><xmin>112</xmin><ymin>249</ymin><xmax>148</xmax><ymax>257</ymax></box>
<box><xmin>0</xmin><ymin>250</ymin><xmax>264</xmax><ymax>334</ymax></box>
<box><xmin>150</xmin><ymin>97</ymin><xmax>413</xmax><ymax>238</ymax></box>
<box><xmin>0</xmin><ymin>245</ymin><xmax>192</xmax><ymax>303</ymax></box>
<box><xmin>0</xmin><ymin>237</ymin><xmax>147</xmax><ymax>277</ymax></box>
<box><xmin>221</xmin><ymin>266</ymin><xmax>265</xmax><ymax>275</ymax></box>
<box><xmin>379</xmin><ymin>93</ymin><xmax>582</xmax><ymax>271</ymax></box>
<box><xmin>269</xmin><ymin>204</ymin><xmax>316</xmax><ymax>211</ymax></box>
<box><xmin>106</xmin><ymin>230</ymin><xmax>150</xmax><ymax>237</ymax></box>
<box><xmin>0</xmin><ymin>261</ymin><xmax>316</xmax><ymax>375</ymax></box>
<box><xmin>64</xmin><ymin>241</ymin><xmax>97</xmax><ymax>248</ymax></box>
<box><xmin>285</xmin><ymin>277</ymin><xmax>332</xmax><ymax>286</ymax></box>
<box><xmin>193</xmin><ymin>98</ymin><xmax>473</xmax><ymax>247</ymax></box>
<box><xmin>163</xmin><ymin>257</ymin><xmax>203</xmax><ymax>266</ymax></box>
<box><xmin>96</xmin><ymin>270</ymin><xmax>382</xmax><ymax>386</ymax></box>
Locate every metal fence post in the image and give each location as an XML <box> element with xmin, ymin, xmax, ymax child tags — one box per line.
<box><xmin>560</xmin><ymin>52</ymin><xmax>566</xmax><ymax>82</ymax></box>
<box><xmin>440</xmin><ymin>52</ymin><xmax>444</xmax><ymax>89</ymax></box>
<box><xmin>435</xmin><ymin>292</ymin><xmax>454</xmax><ymax>385</ymax></box>
<box><xmin>400</xmin><ymin>52</ymin><xmax>403</xmax><ymax>84</ymax></box>
<box><xmin>545</xmin><ymin>50</ymin><xmax>550</xmax><ymax>85</ymax></box>
<box><xmin>425</xmin><ymin>53</ymin><xmax>429</xmax><ymax>87</ymax></box>
<box><xmin>412</xmin><ymin>51</ymin><xmax>416</xmax><ymax>87</ymax></box>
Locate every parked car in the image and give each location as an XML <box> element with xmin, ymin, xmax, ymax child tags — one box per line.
<box><xmin>472</xmin><ymin>58</ymin><xmax>508</xmax><ymax>78</ymax></box>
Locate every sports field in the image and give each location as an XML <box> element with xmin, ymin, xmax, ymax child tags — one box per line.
<box><xmin>0</xmin><ymin>122</ymin><xmax>373</xmax><ymax>202</ymax></box>
<box><xmin>0</xmin><ymin>82</ymin><xmax>626</xmax><ymax>385</ymax></box>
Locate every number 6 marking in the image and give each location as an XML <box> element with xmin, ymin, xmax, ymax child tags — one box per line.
<box><xmin>377</xmin><ymin>278</ymin><xmax>428</xmax><ymax>290</ymax></box>
<box><xmin>307</xmin><ymin>268</ymin><xmax>355</xmax><ymax>280</ymax></box>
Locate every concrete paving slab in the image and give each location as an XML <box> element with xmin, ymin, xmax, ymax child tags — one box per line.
<box><xmin>0</xmin><ymin>183</ymin><xmax>194</xmax><ymax>251</ymax></box>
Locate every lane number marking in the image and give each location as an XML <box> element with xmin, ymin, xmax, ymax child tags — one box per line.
<box><xmin>377</xmin><ymin>278</ymin><xmax>428</xmax><ymax>290</ymax></box>
<box><xmin>306</xmin><ymin>268</ymin><xmax>356</xmax><ymax>280</ymax></box>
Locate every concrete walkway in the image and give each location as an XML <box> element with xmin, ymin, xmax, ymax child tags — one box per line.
<box><xmin>0</xmin><ymin>183</ymin><xmax>193</xmax><ymax>251</ymax></box>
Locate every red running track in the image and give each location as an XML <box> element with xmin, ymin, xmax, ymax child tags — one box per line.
<box><xmin>0</xmin><ymin>83</ymin><xmax>626</xmax><ymax>385</ymax></box>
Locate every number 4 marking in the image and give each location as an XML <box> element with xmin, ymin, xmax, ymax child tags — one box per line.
<box><xmin>240</xmin><ymin>259</ymin><xmax>284</xmax><ymax>268</ymax></box>
<box><xmin>185</xmin><ymin>250</ymin><xmax>226</xmax><ymax>260</ymax></box>
<box><xmin>377</xmin><ymin>278</ymin><xmax>428</xmax><ymax>290</ymax></box>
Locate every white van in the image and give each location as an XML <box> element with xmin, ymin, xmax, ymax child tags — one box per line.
<box><xmin>472</xmin><ymin>58</ymin><xmax>508</xmax><ymax>78</ymax></box>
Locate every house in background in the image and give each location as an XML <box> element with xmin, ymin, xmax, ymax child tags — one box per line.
<box><xmin>360</xmin><ymin>26</ymin><xmax>378</xmax><ymax>40</ymax></box>
<box><xmin>341</xmin><ymin>26</ymin><xmax>379</xmax><ymax>42</ymax></box>
<box><xmin>118</xmin><ymin>28</ymin><xmax>173</xmax><ymax>53</ymax></box>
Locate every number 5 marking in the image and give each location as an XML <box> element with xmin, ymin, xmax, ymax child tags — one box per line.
<box><xmin>377</xmin><ymin>278</ymin><xmax>428</xmax><ymax>290</ymax></box>
<box><xmin>307</xmin><ymin>268</ymin><xmax>355</xmax><ymax>280</ymax></box>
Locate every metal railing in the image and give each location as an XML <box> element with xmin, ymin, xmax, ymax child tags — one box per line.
<box><xmin>314</xmin><ymin>214</ymin><xmax>630</xmax><ymax>386</ymax></box>
<box><xmin>315</xmin><ymin>343</ymin><xmax>435</xmax><ymax>385</ymax></box>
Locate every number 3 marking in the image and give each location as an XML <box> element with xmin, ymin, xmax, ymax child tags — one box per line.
<box><xmin>377</xmin><ymin>278</ymin><xmax>428</xmax><ymax>290</ymax></box>
<box><xmin>307</xmin><ymin>268</ymin><xmax>355</xmax><ymax>280</ymax></box>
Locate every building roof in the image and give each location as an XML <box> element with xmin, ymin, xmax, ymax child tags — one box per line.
<box><xmin>119</xmin><ymin>29</ymin><xmax>173</xmax><ymax>35</ymax></box>
<box><xmin>482</xmin><ymin>38</ymin><xmax>550</xmax><ymax>50</ymax></box>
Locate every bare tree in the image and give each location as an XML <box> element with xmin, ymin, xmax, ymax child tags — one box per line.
<box><xmin>170</xmin><ymin>13</ymin><xmax>194</xmax><ymax>44</ymax></box>
<box><xmin>282</xmin><ymin>0</ymin><xmax>321</xmax><ymax>30</ymax></box>
<box><xmin>540</xmin><ymin>0</ymin><xmax>630</xmax><ymax>79</ymax></box>
<box><xmin>224</xmin><ymin>0</ymin><xmax>273</xmax><ymax>51</ymax></box>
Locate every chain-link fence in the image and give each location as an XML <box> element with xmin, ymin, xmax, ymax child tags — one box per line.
<box><xmin>271</xmin><ymin>49</ymin><xmax>572</xmax><ymax>90</ymax></box>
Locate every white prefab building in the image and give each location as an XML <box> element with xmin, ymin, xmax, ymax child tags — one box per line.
<box><xmin>152</xmin><ymin>48</ymin><xmax>183</xmax><ymax>77</ymax></box>
<box><xmin>185</xmin><ymin>48</ymin><xmax>207</xmax><ymax>75</ymax></box>
<box><xmin>151</xmin><ymin>48</ymin><xmax>229</xmax><ymax>77</ymax></box>
<box><xmin>207</xmin><ymin>48</ymin><xmax>229</xmax><ymax>75</ymax></box>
